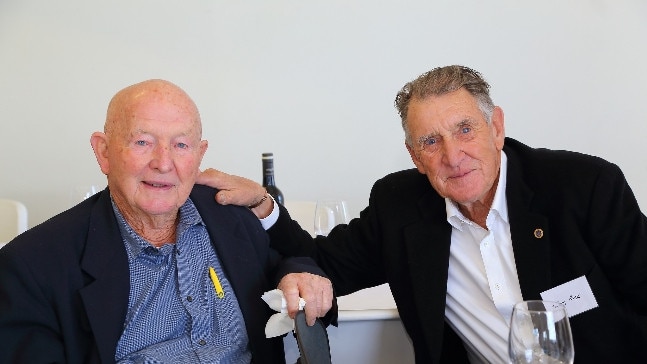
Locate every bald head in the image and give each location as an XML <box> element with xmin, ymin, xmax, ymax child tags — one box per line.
<box><xmin>105</xmin><ymin>79</ymin><xmax>202</xmax><ymax>138</ymax></box>
<box><xmin>90</xmin><ymin>79</ymin><xmax>208</xmax><ymax>240</ymax></box>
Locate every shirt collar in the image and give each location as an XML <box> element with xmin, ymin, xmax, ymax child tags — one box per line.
<box><xmin>446</xmin><ymin>151</ymin><xmax>509</xmax><ymax>230</ymax></box>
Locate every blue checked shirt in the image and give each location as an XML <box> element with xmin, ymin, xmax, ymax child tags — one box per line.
<box><xmin>113</xmin><ymin>198</ymin><xmax>252</xmax><ymax>364</ymax></box>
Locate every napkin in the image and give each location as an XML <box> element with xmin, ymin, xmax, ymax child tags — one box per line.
<box><xmin>262</xmin><ymin>288</ymin><xmax>306</xmax><ymax>338</ymax></box>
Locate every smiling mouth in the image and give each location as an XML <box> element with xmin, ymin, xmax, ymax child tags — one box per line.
<box><xmin>143</xmin><ymin>182</ymin><xmax>173</xmax><ymax>188</ymax></box>
<box><xmin>448</xmin><ymin>170</ymin><xmax>471</xmax><ymax>179</ymax></box>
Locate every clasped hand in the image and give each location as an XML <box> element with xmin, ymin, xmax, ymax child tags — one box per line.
<box><xmin>278</xmin><ymin>272</ymin><xmax>334</xmax><ymax>326</ymax></box>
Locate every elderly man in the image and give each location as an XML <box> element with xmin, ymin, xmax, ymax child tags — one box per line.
<box><xmin>0</xmin><ymin>79</ymin><xmax>333</xmax><ymax>364</ymax></box>
<box><xmin>198</xmin><ymin>66</ymin><xmax>647</xmax><ymax>363</ymax></box>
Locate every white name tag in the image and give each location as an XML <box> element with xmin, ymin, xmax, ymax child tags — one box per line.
<box><xmin>540</xmin><ymin>275</ymin><xmax>598</xmax><ymax>317</ymax></box>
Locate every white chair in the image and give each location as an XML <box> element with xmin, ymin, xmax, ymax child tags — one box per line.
<box><xmin>283</xmin><ymin>201</ymin><xmax>317</xmax><ymax>237</ymax></box>
<box><xmin>0</xmin><ymin>198</ymin><xmax>28</xmax><ymax>244</ymax></box>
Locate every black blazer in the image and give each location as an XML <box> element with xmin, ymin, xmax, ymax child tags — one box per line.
<box><xmin>0</xmin><ymin>185</ymin><xmax>326</xmax><ymax>364</ymax></box>
<box><xmin>268</xmin><ymin>137</ymin><xmax>647</xmax><ymax>363</ymax></box>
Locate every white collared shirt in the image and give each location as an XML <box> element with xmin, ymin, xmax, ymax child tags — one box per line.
<box><xmin>445</xmin><ymin>151</ymin><xmax>523</xmax><ymax>363</ymax></box>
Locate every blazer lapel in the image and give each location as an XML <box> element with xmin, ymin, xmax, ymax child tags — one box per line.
<box><xmin>78</xmin><ymin>190</ymin><xmax>130</xmax><ymax>364</ymax></box>
<box><xmin>193</xmin><ymin>195</ymin><xmax>270</xmax><ymax>350</ymax></box>
<box><xmin>505</xmin><ymin>148</ymin><xmax>553</xmax><ymax>299</ymax></box>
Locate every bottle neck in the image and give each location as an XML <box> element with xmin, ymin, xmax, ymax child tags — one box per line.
<box><xmin>262</xmin><ymin>159</ymin><xmax>276</xmax><ymax>186</ymax></box>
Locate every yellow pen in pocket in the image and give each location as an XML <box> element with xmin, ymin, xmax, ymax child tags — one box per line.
<box><xmin>209</xmin><ymin>266</ymin><xmax>225</xmax><ymax>299</ymax></box>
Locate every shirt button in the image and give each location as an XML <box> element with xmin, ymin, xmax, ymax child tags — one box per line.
<box><xmin>199</xmin><ymin>339</ymin><xmax>206</xmax><ymax>346</ymax></box>
<box><xmin>187</xmin><ymin>296</ymin><xmax>193</xmax><ymax>302</ymax></box>
<box><xmin>495</xmin><ymin>283</ymin><xmax>501</xmax><ymax>290</ymax></box>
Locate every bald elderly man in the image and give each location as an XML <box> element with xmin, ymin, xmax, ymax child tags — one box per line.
<box><xmin>0</xmin><ymin>79</ymin><xmax>334</xmax><ymax>364</ymax></box>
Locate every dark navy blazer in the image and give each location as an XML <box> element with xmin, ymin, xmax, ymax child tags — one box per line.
<box><xmin>0</xmin><ymin>185</ymin><xmax>327</xmax><ymax>364</ymax></box>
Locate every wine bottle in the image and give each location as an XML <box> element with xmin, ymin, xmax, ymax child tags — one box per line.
<box><xmin>262</xmin><ymin>152</ymin><xmax>284</xmax><ymax>205</ymax></box>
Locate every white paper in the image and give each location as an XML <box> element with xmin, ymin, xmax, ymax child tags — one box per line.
<box><xmin>540</xmin><ymin>275</ymin><xmax>598</xmax><ymax>317</ymax></box>
<box><xmin>261</xmin><ymin>289</ymin><xmax>306</xmax><ymax>338</ymax></box>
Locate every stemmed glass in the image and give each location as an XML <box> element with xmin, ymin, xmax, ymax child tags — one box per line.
<box><xmin>314</xmin><ymin>200</ymin><xmax>348</xmax><ymax>236</ymax></box>
<box><xmin>508</xmin><ymin>300</ymin><xmax>574</xmax><ymax>364</ymax></box>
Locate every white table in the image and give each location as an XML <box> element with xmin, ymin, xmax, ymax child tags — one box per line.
<box><xmin>284</xmin><ymin>283</ymin><xmax>415</xmax><ymax>364</ymax></box>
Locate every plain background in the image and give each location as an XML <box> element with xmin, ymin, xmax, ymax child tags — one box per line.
<box><xmin>1</xmin><ymin>0</ymin><xmax>646</xmax><ymax>228</ymax></box>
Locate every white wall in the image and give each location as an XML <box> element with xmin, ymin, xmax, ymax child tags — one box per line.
<box><xmin>1</xmin><ymin>0</ymin><xmax>646</xmax><ymax>229</ymax></box>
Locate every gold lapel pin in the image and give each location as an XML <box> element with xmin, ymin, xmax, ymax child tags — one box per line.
<box><xmin>534</xmin><ymin>228</ymin><xmax>544</xmax><ymax>239</ymax></box>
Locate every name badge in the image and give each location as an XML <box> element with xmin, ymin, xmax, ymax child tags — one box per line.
<box><xmin>540</xmin><ymin>275</ymin><xmax>598</xmax><ymax>317</ymax></box>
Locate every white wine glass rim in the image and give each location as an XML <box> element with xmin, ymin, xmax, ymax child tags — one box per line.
<box><xmin>513</xmin><ymin>300</ymin><xmax>567</xmax><ymax>312</ymax></box>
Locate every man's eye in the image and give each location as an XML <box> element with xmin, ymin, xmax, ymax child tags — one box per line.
<box><xmin>135</xmin><ymin>140</ymin><xmax>147</xmax><ymax>146</ymax></box>
<box><xmin>423</xmin><ymin>137</ymin><xmax>437</xmax><ymax>146</ymax></box>
<box><xmin>177</xmin><ymin>142</ymin><xmax>188</xmax><ymax>149</ymax></box>
<box><xmin>461</xmin><ymin>126</ymin><xmax>472</xmax><ymax>134</ymax></box>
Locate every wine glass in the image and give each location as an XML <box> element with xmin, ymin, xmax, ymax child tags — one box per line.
<box><xmin>509</xmin><ymin>300</ymin><xmax>574</xmax><ymax>364</ymax></box>
<box><xmin>314</xmin><ymin>200</ymin><xmax>349</xmax><ymax>236</ymax></box>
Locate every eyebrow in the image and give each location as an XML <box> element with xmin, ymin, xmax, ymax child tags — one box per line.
<box><xmin>415</xmin><ymin>118</ymin><xmax>478</xmax><ymax>143</ymax></box>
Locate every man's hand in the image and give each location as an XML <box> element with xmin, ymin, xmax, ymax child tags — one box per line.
<box><xmin>197</xmin><ymin>168</ymin><xmax>273</xmax><ymax>217</ymax></box>
<box><xmin>278</xmin><ymin>272</ymin><xmax>334</xmax><ymax>326</ymax></box>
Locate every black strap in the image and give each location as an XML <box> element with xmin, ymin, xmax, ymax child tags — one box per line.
<box><xmin>294</xmin><ymin>311</ymin><xmax>332</xmax><ymax>364</ymax></box>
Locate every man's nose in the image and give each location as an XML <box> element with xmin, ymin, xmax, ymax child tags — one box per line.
<box><xmin>441</xmin><ymin>139</ymin><xmax>464</xmax><ymax>167</ymax></box>
<box><xmin>150</xmin><ymin>144</ymin><xmax>173</xmax><ymax>172</ymax></box>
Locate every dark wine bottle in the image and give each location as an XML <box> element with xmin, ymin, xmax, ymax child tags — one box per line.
<box><xmin>262</xmin><ymin>152</ymin><xmax>284</xmax><ymax>205</ymax></box>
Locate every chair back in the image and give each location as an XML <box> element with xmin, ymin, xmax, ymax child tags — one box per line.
<box><xmin>0</xmin><ymin>198</ymin><xmax>28</xmax><ymax>242</ymax></box>
<box><xmin>294</xmin><ymin>311</ymin><xmax>332</xmax><ymax>364</ymax></box>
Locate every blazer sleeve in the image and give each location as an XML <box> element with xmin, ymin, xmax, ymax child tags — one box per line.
<box><xmin>0</xmin><ymin>244</ymin><xmax>68</xmax><ymax>363</ymax></box>
<box><xmin>585</xmin><ymin>162</ymin><xmax>647</xmax><ymax>313</ymax></box>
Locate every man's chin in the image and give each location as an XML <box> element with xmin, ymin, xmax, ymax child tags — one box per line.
<box><xmin>138</xmin><ymin>200</ymin><xmax>183</xmax><ymax>217</ymax></box>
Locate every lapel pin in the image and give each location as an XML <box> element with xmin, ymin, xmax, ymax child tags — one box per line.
<box><xmin>534</xmin><ymin>228</ymin><xmax>544</xmax><ymax>239</ymax></box>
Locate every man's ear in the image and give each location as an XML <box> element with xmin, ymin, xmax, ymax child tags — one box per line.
<box><xmin>90</xmin><ymin>132</ymin><xmax>110</xmax><ymax>175</ymax></box>
<box><xmin>491</xmin><ymin>106</ymin><xmax>506</xmax><ymax>151</ymax></box>
<box><xmin>198</xmin><ymin>140</ymin><xmax>208</xmax><ymax>160</ymax></box>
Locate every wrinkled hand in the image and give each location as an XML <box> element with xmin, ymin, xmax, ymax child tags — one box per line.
<box><xmin>197</xmin><ymin>168</ymin><xmax>268</xmax><ymax>209</ymax></box>
<box><xmin>278</xmin><ymin>272</ymin><xmax>334</xmax><ymax>326</ymax></box>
